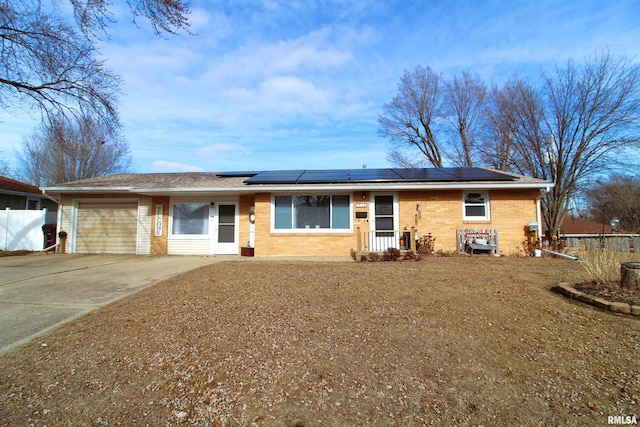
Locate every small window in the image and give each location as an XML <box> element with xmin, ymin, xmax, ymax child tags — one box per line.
<box><xmin>463</xmin><ymin>192</ymin><xmax>489</xmax><ymax>220</ymax></box>
<box><xmin>26</xmin><ymin>198</ymin><xmax>40</xmax><ymax>210</ymax></box>
<box><xmin>172</xmin><ymin>203</ymin><xmax>209</xmax><ymax>235</ymax></box>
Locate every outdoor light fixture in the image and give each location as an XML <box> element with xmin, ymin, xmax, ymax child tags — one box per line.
<box><xmin>362</xmin><ymin>192</ymin><xmax>366</xmax><ymax>200</ymax></box>
<box><xmin>249</xmin><ymin>206</ymin><xmax>256</xmax><ymax>223</ymax></box>
<box><xmin>610</xmin><ymin>217</ymin><xmax>621</xmax><ymax>232</ymax></box>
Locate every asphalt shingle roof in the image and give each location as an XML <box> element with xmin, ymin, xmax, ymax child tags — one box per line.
<box><xmin>0</xmin><ymin>176</ymin><xmax>42</xmax><ymax>195</ymax></box>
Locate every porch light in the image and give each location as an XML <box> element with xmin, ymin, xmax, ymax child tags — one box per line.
<box><xmin>249</xmin><ymin>206</ymin><xmax>256</xmax><ymax>223</ymax></box>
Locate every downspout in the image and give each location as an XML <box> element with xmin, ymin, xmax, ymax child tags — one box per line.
<box><xmin>536</xmin><ymin>187</ymin><xmax>551</xmax><ymax>248</ymax></box>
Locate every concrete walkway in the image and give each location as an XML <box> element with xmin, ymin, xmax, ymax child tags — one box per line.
<box><xmin>0</xmin><ymin>253</ymin><xmax>223</xmax><ymax>355</ymax></box>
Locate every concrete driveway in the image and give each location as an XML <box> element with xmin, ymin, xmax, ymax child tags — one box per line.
<box><xmin>0</xmin><ymin>253</ymin><xmax>221</xmax><ymax>355</ymax></box>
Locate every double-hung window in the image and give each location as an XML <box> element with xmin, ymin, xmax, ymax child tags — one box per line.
<box><xmin>463</xmin><ymin>192</ymin><xmax>490</xmax><ymax>220</ymax></box>
<box><xmin>172</xmin><ymin>203</ymin><xmax>209</xmax><ymax>235</ymax></box>
<box><xmin>274</xmin><ymin>195</ymin><xmax>351</xmax><ymax>231</ymax></box>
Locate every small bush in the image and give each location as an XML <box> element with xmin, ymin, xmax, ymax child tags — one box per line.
<box><xmin>580</xmin><ymin>251</ymin><xmax>640</xmax><ymax>286</ymax></box>
<box><xmin>417</xmin><ymin>233</ymin><xmax>436</xmax><ymax>255</ymax></box>
<box><xmin>384</xmin><ymin>247</ymin><xmax>402</xmax><ymax>261</ymax></box>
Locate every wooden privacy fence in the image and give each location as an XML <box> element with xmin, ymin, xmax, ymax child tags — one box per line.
<box><xmin>565</xmin><ymin>236</ymin><xmax>640</xmax><ymax>252</ymax></box>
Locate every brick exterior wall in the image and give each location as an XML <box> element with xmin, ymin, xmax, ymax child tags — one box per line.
<box><xmin>253</xmin><ymin>192</ymin><xmax>357</xmax><ymax>256</ymax></box>
<box><xmin>239</xmin><ymin>194</ymin><xmax>255</xmax><ymax>249</ymax></box>
<box><xmin>252</xmin><ymin>189</ymin><xmax>540</xmax><ymax>256</ymax></box>
<box><xmin>57</xmin><ymin>188</ymin><xmax>541</xmax><ymax>257</ymax></box>
<box><xmin>399</xmin><ymin>189</ymin><xmax>539</xmax><ymax>255</ymax></box>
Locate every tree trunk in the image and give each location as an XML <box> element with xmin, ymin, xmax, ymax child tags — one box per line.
<box><xmin>620</xmin><ymin>262</ymin><xmax>640</xmax><ymax>289</ymax></box>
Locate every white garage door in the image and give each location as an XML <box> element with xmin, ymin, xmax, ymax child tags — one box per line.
<box><xmin>76</xmin><ymin>202</ymin><xmax>138</xmax><ymax>254</ymax></box>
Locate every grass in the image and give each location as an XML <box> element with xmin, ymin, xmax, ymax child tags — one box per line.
<box><xmin>1</xmin><ymin>257</ymin><xmax>639</xmax><ymax>426</ymax></box>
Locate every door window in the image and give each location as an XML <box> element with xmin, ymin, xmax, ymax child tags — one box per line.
<box><xmin>374</xmin><ymin>195</ymin><xmax>394</xmax><ymax>237</ymax></box>
<box><xmin>218</xmin><ymin>204</ymin><xmax>235</xmax><ymax>243</ymax></box>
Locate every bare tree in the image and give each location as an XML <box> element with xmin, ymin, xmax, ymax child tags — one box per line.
<box><xmin>0</xmin><ymin>1</ymin><xmax>190</xmax><ymax>127</ymax></box>
<box><xmin>0</xmin><ymin>155</ymin><xmax>9</xmax><ymax>176</ymax></box>
<box><xmin>586</xmin><ymin>174</ymin><xmax>640</xmax><ymax>234</ymax></box>
<box><xmin>484</xmin><ymin>53</ymin><xmax>640</xmax><ymax>238</ymax></box>
<box><xmin>378</xmin><ymin>65</ymin><xmax>445</xmax><ymax>167</ymax></box>
<box><xmin>16</xmin><ymin>113</ymin><xmax>132</xmax><ymax>186</ymax></box>
<box><xmin>444</xmin><ymin>71</ymin><xmax>486</xmax><ymax>167</ymax></box>
<box><xmin>385</xmin><ymin>149</ymin><xmax>429</xmax><ymax>168</ymax></box>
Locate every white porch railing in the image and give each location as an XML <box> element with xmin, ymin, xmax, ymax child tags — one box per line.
<box><xmin>357</xmin><ymin>227</ymin><xmax>416</xmax><ymax>253</ymax></box>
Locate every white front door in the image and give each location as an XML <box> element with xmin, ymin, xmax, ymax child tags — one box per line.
<box><xmin>370</xmin><ymin>194</ymin><xmax>399</xmax><ymax>251</ymax></box>
<box><xmin>209</xmin><ymin>202</ymin><xmax>239</xmax><ymax>255</ymax></box>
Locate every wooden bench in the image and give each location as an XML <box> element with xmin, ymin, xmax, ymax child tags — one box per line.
<box><xmin>456</xmin><ymin>229</ymin><xmax>499</xmax><ymax>255</ymax></box>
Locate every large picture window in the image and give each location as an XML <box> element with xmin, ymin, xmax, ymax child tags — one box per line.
<box><xmin>463</xmin><ymin>192</ymin><xmax>490</xmax><ymax>220</ymax></box>
<box><xmin>274</xmin><ymin>195</ymin><xmax>351</xmax><ymax>231</ymax></box>
<box><xmin>172</xmin><ymin>203</ymin><xmax>209</xmax><ymax>235</ymax></box>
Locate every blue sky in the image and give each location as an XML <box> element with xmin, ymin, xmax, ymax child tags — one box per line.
<box><xmin>2</xmin><ymin>0</ymin><xmax>639</xmax><ymax>174</ymax></box>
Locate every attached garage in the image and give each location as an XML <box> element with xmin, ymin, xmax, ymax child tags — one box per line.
<box><xmin>75</xmin><ymin>201</ymin><xmax>138</xmax><ymax>254</ymax></box>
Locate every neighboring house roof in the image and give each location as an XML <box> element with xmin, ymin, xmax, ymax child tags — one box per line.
<box><xmin>552</xmin><ymin>217</ymin><xmax>638</xmax><ymax>237</ymax></box>
<box><xmin>0</xmin><ymin>175</ymin><xmax>43</xmax><ymax>197</ymax></box>
<box><xmin>42</xmin><ymin>167</ymin><xmax>552</xmax><ymax>195</ymax></box>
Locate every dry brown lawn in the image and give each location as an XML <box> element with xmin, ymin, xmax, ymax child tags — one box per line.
<box><xmin>1</xmin><ymin>257</ymin><xmax>638</xmax><ymax>426</ymax></box>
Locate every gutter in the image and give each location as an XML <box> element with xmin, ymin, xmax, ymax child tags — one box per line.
<box><xmin>40</xmin><ymin>188</ymin><xmax>60</xmax><ymax>204</ymax></box>
<box><xmin>47</xmin><ymin>182</ymin><xmax>554</xmax><ymax>196</ymax></box>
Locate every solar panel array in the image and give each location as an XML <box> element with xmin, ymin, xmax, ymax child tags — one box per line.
<box><xmin>237</xmin><ymin>167</ymin><xmax>515</xmax><ymax>185</ymax></box>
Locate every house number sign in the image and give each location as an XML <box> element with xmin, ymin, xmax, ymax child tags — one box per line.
<box><xmin>155</xmin><ymin>205</ymin><xmax>163</xmax><ymax>236</ymax></box>
<box><xmin>355</xmin><ymin>203</ymin><xmax>367</xmax><ymax>208</ymax></box>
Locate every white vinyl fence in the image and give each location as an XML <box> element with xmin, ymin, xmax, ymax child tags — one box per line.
<box><xmin>0</xmin><ymin>208</ymin><xmax>56</xmax><ymax>251</ymax></box>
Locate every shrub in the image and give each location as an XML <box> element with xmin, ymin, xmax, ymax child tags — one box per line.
<box><xmin>384</xmin><ymin>247</ymin><xmax>402</xmax><ymax>261</ymax></box>
<box><xmin>580</xmin><ymin>251</ymin><xmax>640</xmax><ymax>286</ymax></box>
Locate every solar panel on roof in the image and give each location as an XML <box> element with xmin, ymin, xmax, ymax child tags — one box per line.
<box><xmin>393</xmin><ymin>168</ymin><xmax>457</xmax><ymax>181</ymax></box>
<box><xmin>243</xmin><ymin>167</ymin><xmax>516</xmax><ymax>184</ymax></box>
<box><xmin>245</xmin><ymin>170</ymin><xmax>305</xmax><ymax>184</ymax></box>
<box><xmin>451</xmin><ymin>167</ymin><xmax>514</xmax><ymax>181</ymax></box>
<box><xmin>348</xmin><ymin>169</ymin><xmax>403</xmax><ymax>181</ymax></box>
<box><xmin>297</xmin><ymin>170</ymin><xmax>350</xmax><ymax>183</ymax></box>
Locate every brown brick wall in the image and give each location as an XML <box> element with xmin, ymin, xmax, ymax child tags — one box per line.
<box><xmin>239</xmin><ymin>194</ymin><xmax>255</xmax><ymax>248</ymax></box>
<box><xmin>252</xmin><ymin>189</ymin><xmax>540</xmax><ymax>256</ymax></box>
<box><xmin>253</xmin><ymin>192</ymin><xmax>357</xmax><ymax>256</ymax></box>
<box><xmin>399</xmin><ymin>189</ymin><xmax>539</xmax><ymax>254</ymax></box>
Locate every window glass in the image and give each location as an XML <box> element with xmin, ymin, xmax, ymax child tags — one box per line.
<box><xmin>294</xmin><ymin>196</ymin><xmax>330</xmax><ymax>228</ymax></box>
<box><xmin>332</xmin><ymin>195</ymin><xmax>350</xmax><ymax>229</ymax></box>
<box><xmin>218</xmin><ymin>204</ymin><xmax>235</xmax><ymax>243</ymax></box>
<box><xmin>27</xmin><ymin>199</ymin><xmax>40</xmax><ymax>210</ymax></box>
<box><xmin>464</xmin><ymin>192</ymin><xmax>488</xmax><ymax>219</ymax></box>
<box><xmin>172</xmin><ymin>203</ymin><xmax>209</xmax><ymax>235</ymax></box>
<box><xmin>274</xmin><ymin>195</ymin><xmax>350</xmax><ymax>230</ymax></box>
<box><xmin>375</xmin><ymin>196</ymin><xmax>394</xmax><ymax>215</ymax></box>
<box><xmin>274</xmin><ymin>196</ymin><xmax>293</xmax><ymax>229</ymax></box>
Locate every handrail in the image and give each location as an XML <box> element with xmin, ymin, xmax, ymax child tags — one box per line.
<box><xmin>359</xmin><ymin>229</ymin><xmax>415</xmax><ymax>252</ymax></box>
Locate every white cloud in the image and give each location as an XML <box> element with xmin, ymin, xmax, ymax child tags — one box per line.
<box><xmin>225</xmin><ymin>76</ymin><xmax>332</xmax><ymax>116</ymax></box>
<box><xmin>152</xmin><ymin>161</ymin><xmax>204</xmax><ymax>172</ymax></box>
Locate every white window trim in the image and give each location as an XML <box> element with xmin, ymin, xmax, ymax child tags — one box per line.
<box><xmin>462</xmin><ymin>191</ymin><xmax>490</xmax><ymax>221</ymax></box>
<box><xmin>270</xmin><ymin>193</ymin><xmax>353</xmax><ymax>233</ymax></box>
